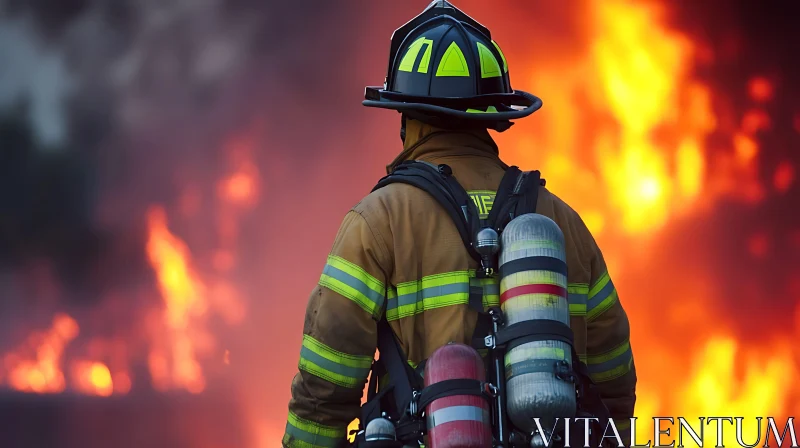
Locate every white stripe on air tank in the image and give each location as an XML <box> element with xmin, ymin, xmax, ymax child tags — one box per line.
<box><xmin>428</xmin><ymin>405</ymin><xmax>489</xmax><ymax>427</ymax></box>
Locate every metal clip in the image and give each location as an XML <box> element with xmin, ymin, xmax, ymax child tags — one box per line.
<box><xmin>484</xmin><ymin>334</ymin><xmax>495</xmax><ymax>348</ymax></box>
<box><xmin>483</xmin><ymin>382</ymin><xmax>498</xmax><ymax>397</ymax></box>
<box><xmin>554</xmin><ymin>360</ymin><xmax>576</xmax><ymax>383</ymax></box>
<box><xmin>409</xmin><ymin>390</ymin><xmax>420</xmax><ymax>416</ymax></box>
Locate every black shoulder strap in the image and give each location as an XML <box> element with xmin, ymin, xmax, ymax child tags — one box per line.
<box><xmin>516</xmin><ymin>170</ymin><xmax>542</xmax><ymax>216</ymax></box>
<box><xmin>486</xmin><ymin>166</ymin><xmax>524</xmax><ymax>229</ymax></box>
<box><xmin>487</xmin><ymin>168</ymin><xmax>544</xmax><ymax>234</ymax></box>
<box><xmin>373</xmin><ymin>161</ymin><xmax>481</xmax><ymax>262</ymax></box>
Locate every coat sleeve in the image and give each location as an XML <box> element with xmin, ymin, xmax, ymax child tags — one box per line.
<box><xmin>282</xmin><ymin>209</ymin><xmax>392</xmax><ymax>448</ymax></box>
<box><xmin>584</xmin><ymin>231</ymin><xmax>637</xmax><ymax>440</ymax></box>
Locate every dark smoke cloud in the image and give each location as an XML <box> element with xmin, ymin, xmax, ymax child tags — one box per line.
<box><xmin>0</xmin><ymin>0</ymin><xmax>382</xmax><ymax>291</ymax></box>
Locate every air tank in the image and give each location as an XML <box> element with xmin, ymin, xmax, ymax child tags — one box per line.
<box><xmin>424</xmin><ymin>343</ymin><xmax>493</xmax><ymax>448</ymax></box>
<box><xmin>498</xmin><ymin>213</ymin><xmax>576</xmax><ymax>438</ymax></box>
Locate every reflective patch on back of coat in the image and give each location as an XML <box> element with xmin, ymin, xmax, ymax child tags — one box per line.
<box><xmin>467</xmin><ymin>190</ymin><xmax>495</xmax><ymax>219</ymax></box>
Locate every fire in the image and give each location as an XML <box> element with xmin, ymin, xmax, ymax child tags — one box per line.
<box><xmin>139</xmin><ymin>131</ymin><xmax>253</xmax><ymax>395</ymax></box>
<box><xmin>145</xmin><ymin>205</ymin><xmax>209</xmax><ymax>394</ymax></box>
<box><xmin>71</xmin><ymin>361</ymin><xmax>114</xmax><ymax>397</ymax></box>
<box><xmin>676</xmin><ymin>337</ymin><xmax>797</xmax><ymax>446</ymax></box>
<box><xmin>590</xmin><ymin>0</ymin><xmax>713</xmax><ymax>234</ymax></box>
<box><xmin>2</xmin><ymin>313</ymin><xmax>78</xmax><ymax>394</ymax></box>
<box><xmin>773</xmin><ymin>161</ymin><xmax>795</xmax><ymax>193</ymax></box>
<box><xmin>494</xmin><ymin>0</ymin><xmax>794</xmax><ymax>444</ymax></box>
<box><xmin>748</xmin><ymin>76</ymin><xmax>773</xmax><ymax>103</ymax></box>
<box><xmin>219</xmin><ymin>172</ymin><xmax>257</xmax><ymax>205</ymax></box>
<box><xmin>216</xmin><ymin>135</ymin><xmax>261</xmax><ymax>208</ymax></box>
<box><xmin>0</xmin><ymin>1</ymin><xmax>794</xmax><ymax>446</ymax></box>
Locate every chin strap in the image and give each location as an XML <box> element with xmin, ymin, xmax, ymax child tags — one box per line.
<box><xmin>400</xmin><ymin>114</ymin><xmax>407</xmax><ymax>143</ymax></box>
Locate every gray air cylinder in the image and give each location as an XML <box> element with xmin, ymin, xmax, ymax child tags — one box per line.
<box><xmin>498</xmin><ymin>213</ymin><xmax>577</xmax><ymax>439</ymax></box>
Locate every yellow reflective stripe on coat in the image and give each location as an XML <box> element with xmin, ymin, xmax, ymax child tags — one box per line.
<box><xmin>319</xmin><ymin>255</ymin><xmax>386</xmax><ymax>317</ymax></box>
<box><xmin>386</xmin><ymin>270</ymin><xmax>498</xmax><ymax>321</ymax></box>
<box><xmin>471</xmin><ymin>275</ymin><xmax>499</xmax><ymax>308</ymax></box>
<box><xmin>587</xmin><ymin>271</ymin><xmax>618</xmax><ymax>321</ymax></box>
<box><xmin>585</xmin><ymin>339</ymin><xmax>633</xmax><ymax>383</ymax></box>
<box><xmin>298</xmin><ymin>335</ymin><xmax>372</xmax><ymax>389</ymax></box>
<box><xmin>283</xmin><ymin>411</ymin><xmax>346</xmax><ymax>448</ymax></box>
<box><xmin>568</xmin><ymin>283</ymin><xmax>588</xmax><ymax>316</ymax></box>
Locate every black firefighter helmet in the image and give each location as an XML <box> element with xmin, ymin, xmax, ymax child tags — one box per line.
<box><xmin>363</xmin><ymin>0</ymin><xmax>542</xmax><ymax>132</ymax></box>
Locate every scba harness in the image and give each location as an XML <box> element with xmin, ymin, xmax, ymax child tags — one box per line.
<box><xmin>352</xmin><ymin>161</ymin><xmax>611</xmax><ymax>448</ymax></box>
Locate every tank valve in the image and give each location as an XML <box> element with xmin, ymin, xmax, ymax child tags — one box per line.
<box><xmin>475</xmin><ymin>227</ymin><xmax>500</xmax><ymax>277</ymax></box>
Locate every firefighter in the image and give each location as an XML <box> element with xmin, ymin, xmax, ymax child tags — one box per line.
<box><xmin>282</xmin><ymin>2</ymin><xmax>636</xmax><ymax>447</ymax></box>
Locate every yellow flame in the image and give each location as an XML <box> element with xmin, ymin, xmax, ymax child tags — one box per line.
<box><xmin>71</xmin><ymin>361</ymin><xmax>114</xmax><ymax>397</ymax></box>
<box><xmin>146</xmin><ymin>205</ymin><xmax>207</xmax><ymax>394</ymax></box>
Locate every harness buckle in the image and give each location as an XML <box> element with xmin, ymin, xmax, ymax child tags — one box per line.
<box><xmin>484</xmin><ymin>334</ymin><xmax>495</xmax><ymax>349</ymax></box>
<box><xmin>483</xmin><ymin>382</ymin><xmax>498</xmax><ymax>398</ymax></box>
<box><xmin>554</xmin><ymin>360</ymin><xmax>576</xmax><ymax>384</ymax></box>
<box><xmin>408</xmin><ymin>390</ymin><xmax>420</xmax><ymax>416</ymax></box>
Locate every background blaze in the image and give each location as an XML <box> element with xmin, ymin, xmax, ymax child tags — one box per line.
<box><xmin>0</xmin><ymin>0</ymin><xmax>796</xmax><ymax>447</ymax></box>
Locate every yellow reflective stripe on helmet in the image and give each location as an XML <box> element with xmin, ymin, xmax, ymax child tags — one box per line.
<box><xmin>435</xmin><ymin>41</ymin><xmax>470</xmax><ymax>77</ymax></box>
<box><xmin>568</xmin><ymin>283</ymin><xmax>589</xmax><ymax>316</ymax></box>
<box><xmin>587</xmin><ymin>271</ymin><xmax>618</xmax><ymax>321</ymax></box>
<box><xmin>585</xmin><ymin>339</ymin><xmax>633</xmax><ymax>383</ymax></box>
<box><xmin>284</xmin><ymin>411</ymin><xmax>347</xmax><ymax>448</ymax></box>
<box><xmin>298</xmin><ymin>335</ymin><xmax>372</xmax><ymax>389</ymax></box>
<box><xmin>491</xmin><ymin>40</ymin><xmax>508</xmax><ymax>73</ymax></box>
<box><xmin>398</xmin><ymin>37</ymin><xmax>434</xmax><ymax>73</ymax></box>
<box><xmin>477</xmin><ymin>42</ymin><xmax>502</xmax><ymax>78</ymax></box>
<box><xmin>319</xmin><ymin>255</ymin><xmax>386</xmax><ymax>317</ymax></box>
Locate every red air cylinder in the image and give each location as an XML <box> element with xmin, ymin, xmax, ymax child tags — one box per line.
<box><xmin>424</xmin><ymin>343</ymin><xmax>492</xmax><ymax>448</ymax></box>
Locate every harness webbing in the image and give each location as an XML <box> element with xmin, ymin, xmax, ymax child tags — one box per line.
<box><xmin>359</xmin><ymin>161</ymin><xmax>610</xmax><ymax>447</ymax></box>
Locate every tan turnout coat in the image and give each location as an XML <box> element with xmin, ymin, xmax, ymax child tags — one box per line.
<box><xmin>283</xmin><ymin>119</ymin><xmax>636</xmax><ymax>448</ymax></box>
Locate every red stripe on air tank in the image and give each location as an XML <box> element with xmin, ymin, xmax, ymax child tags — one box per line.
<box><xmin>499</xmin><ymin>284</ymin><xmax>567</xmax><ymax>304</ymax></box>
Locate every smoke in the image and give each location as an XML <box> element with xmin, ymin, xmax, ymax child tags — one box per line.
<box><xmin>0</xmin><ymin>0</ymin><xmax>384</xmax><ymax>285</ymax></box>
<box><xmin>0</xmin><ymin>0</ymin><xmax>798</xmax><ymax>444</ymax></box>
<box><xmin>0</xmin><ymin>16</ymin><xmax>74</xmax><ymax>148</ymax></box>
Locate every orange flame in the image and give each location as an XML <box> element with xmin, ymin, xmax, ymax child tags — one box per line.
<box><xmin>492</xmin><ymin>0</ymin><xmax>793</xmax><ymax>444</ymax></box>
<box><xmin>71</xmin><ymin>361</ymin><xmax>114</xmax><ymax>397</ymax></box>
<box><xmin>216</xmin><ymin>136</ymin><xmax>261</xmax><ymax>209</ymax></box>
<box><xmin>748</xmin><ymin>76</ymin><xmax>773</xmax><ymax>103</ymax></box>
<box><xmin>144</xmin><ymin>201</ymin><xmax>247</xmax><ymax>395</ymax></box>
<box><xmin>145</xmin><ymin>205</ymin><xmax>209</xmax><ymax>394</ymax></box>
<box><xmin>3</xmin><ymin>313</ymin><xmax>79</xmax><ymax>394</ymax></box>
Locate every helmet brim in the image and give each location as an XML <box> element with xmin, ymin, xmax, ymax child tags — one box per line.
<box><xmin>362</xmin><ymin>87</ymin><xmax>542</xmax><ymax>122</ymax></box>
